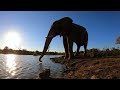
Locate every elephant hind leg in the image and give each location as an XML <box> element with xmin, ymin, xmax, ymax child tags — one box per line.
<box><xmin>84</xmin><ymin>44</ymin><xmax>87</xmax><ymax>56</ymax></box>
<box><xmin>75</xmin><ymin>45</ymin><xmax>80</xmax><ymax>56</ymax></box>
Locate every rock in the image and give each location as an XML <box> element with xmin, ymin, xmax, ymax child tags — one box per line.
<box><xmin>91</xmin><ymin>75</ymin><xmax>97</xmax><ymax>79</ymax></box>
<box><xmin>95</xmin><ymin>69</ymin><xmax>103</xmax><ymax>73</ymax></box>
<box><xmin>39</xmin><ymin>69</ymin><xmax>51</xmax><ymax>79</ymax></box>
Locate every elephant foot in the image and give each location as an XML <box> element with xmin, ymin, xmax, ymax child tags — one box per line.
<box><xmin>64</xmin><ymin>55</ymin><xmax>69</xmax><ymax>59</ymax></box>
<box><xmin>64</xmin><ymin>57</ymin><xmax>68</xmax><ymax>59</ymax></box>
<box><xmin>68</xmin><ymin>56</ymin><xmax>75</xmax><ymax>60</ymax></box>
<box><xmin>75</xmin><ymin>52</ymin><xmax>79</xmax><ymax>56</ymax></box>
<box><xmin>84</xmin><ymin>53</ymin><xmax>87</xmax><ymax>57</ymax></box>
<box><xmin>75</xmin><ymin>54</ymin><xmax>79</xmax><ymax>56</ymax></box>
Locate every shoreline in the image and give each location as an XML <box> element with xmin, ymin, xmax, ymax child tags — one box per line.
<box><xmin>51</xmin><ymin>56</ymin><xmax>120</xmax><ymax>79</ymax></box>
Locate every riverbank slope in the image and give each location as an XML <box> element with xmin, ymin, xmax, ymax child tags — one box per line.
<box><xmin>52</xmin><ymin>56</ymin><xmax>120</xmax><ymax>79</ymax></box>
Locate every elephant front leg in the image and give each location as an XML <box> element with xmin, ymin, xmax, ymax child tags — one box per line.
<box><xmin>84</xmin><ymin>44</ymin><xmax>87</xmax><ymax>56</ymax></box>
<box><xmin>67</xmin><ymin>38</ymin><xmax>74</xmax><ymax>60</ymax></box>
<box><xmin>63</xmin><ymin>36</ymin><xmax>69</xmax><ymax>59</ymax></box>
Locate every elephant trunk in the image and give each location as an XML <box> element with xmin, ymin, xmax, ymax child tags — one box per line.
<box><xmin>39</xmin><ymin>35</ymin><xmax>53</xmax><ymax>60</ymax></box>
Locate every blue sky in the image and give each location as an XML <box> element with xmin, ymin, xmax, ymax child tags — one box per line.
<box><xmin>0</xmin><ymin>11</ymin><xmax>120</xmax><ymax>52</ymax></box>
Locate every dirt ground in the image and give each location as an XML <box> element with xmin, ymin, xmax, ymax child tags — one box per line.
<box><xmin>51</xmin><ymin>56</ymin><xmax>120</xmax><ymax>79</ymax></box>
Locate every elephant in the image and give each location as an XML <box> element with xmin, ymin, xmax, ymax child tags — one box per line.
<box><xmin>39</xmin><ymin>17</ymin><xmax>88</xmax><ymax>62</ymax></box>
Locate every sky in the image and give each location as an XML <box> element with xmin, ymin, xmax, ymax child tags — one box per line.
<box><xmin>0</xmin><ymin>11</ymin><xmax>120</xmax><ymax>52</ymax></box>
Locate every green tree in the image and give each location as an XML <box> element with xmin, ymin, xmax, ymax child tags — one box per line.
<box><xmin>4</xmin><ymin>46</ymin><xmax>9</xmax><ymax>50</ymax></box>
<box><xmin>116</xmin><ymin>36</ymin><xmax>120</xmax><ymax>44</ymax></box>
<box><xmin>3</xmin><ymin>46</ymin><xmax>9</xmax><ymax>54</ymax></box>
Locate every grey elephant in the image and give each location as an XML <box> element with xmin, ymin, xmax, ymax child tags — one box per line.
<box><xmin>39</xmin><ymin>17</ymin><xmax>88</xmax><ymax>61</ymax></box>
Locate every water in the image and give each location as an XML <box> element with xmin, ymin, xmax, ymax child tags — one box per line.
<box><xmin>0</xmin><ymin>54</ymin><xmax>65</xmax><ymax>79</ymax></box>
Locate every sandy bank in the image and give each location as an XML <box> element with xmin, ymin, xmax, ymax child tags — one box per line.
<box><xmin>51</xmin><ymin>56</ymin><xmax>120</xmax><ymax>79</ymax></box>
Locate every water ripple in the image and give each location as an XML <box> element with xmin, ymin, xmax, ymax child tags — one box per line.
<box><xmin>0</xmin><ymin>54</ymin><xmax>65</xmax><ymax>79</ymax></box>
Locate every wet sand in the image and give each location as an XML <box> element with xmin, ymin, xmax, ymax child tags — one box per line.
<box><xmin>51</xmin><ymin>56</ymin><xmax>120</xmax><ymax>79</ymax></box>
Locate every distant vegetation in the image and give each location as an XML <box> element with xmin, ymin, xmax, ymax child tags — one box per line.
<box><xmin>0</xmin><ymin>46</ymin><xmax>120</xmax><ymax>57</ymax></box>
<box><xmin>85</xmin><ymin>47</ymin><xmax>120</xmax><ymax>57</ymax></box>
<box><xmin>0</xmin><ymin>46</ymin><xmax>64</xmax><ymax>55</ymax></box>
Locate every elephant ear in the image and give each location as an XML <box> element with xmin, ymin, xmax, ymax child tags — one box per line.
<box><xmin>60</xmin><ymin>17</ymin><xmax>73</xmax><ymax>36</ymax></box>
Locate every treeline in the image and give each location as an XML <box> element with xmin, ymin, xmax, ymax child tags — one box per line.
<box><xmin>0</xmin><ymin>46</ymin><xmax>64</xmax><ymax>55</ymax></box>
<box><xmin>1</xmin><ymin>46</ymin><xmax>120</xmax><ymax>57</ymax></box>
<box><xmin>77</xmin><ymin>47</ymin><xmax>120</xmax><ymax>57</ymax></box>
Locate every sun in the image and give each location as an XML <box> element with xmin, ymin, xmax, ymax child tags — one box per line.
<box><xmin>4</xmin><ymin>32</ymin><xmax>21</xmax><ymax>50</ymax></box>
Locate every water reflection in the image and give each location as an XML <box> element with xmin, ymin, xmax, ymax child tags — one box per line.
<box><xmin>0</xmin><ymin>54</ymin><xmax>65</xmax><ymax>79</ymax></box>
<box><xmin>6</xmin><ymin>54</ymin><xmax>16</xmax><ymax>76</ymax></box>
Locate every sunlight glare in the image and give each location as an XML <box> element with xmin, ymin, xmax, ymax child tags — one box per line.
<box><xmin>6</xmin><ymin>54</ymin><xmax>16</xmax><ymax>76</ymax></box>
<box><xmin>4</xmin><ymin>32</ymin><xmax>21</xmax><ymax>49</ymax></box>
